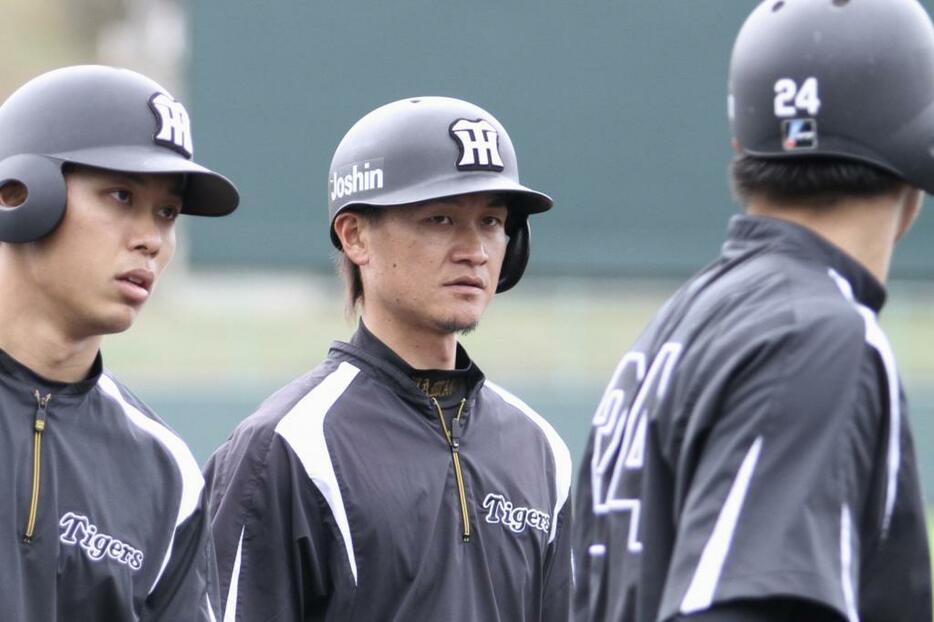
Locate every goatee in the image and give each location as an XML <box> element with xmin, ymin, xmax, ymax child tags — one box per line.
<box><xmin>436</xmin><ymin>319</ymin><xmax>479</xmax><ymax>336</ymax></box>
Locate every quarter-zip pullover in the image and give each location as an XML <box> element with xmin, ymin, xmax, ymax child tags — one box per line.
<box><xmin>573</xmin><ymin>216</ymin><xmax>932</xmax><ymax>622</ymax></box>
<box><xmin>206</xmin><ymin>323</ymin><xmax>573</xmax><ymax>621</ymax></box>
<box><xmin>0</xmin><ymin>349</ymin><xmax>219</xmax><ymax>621</ymax></box>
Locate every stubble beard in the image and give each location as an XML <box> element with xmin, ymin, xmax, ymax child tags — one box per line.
<box><xmin>435</xmin><ymin>318</ymin><xmax>479</xmax><ymax>336</ymax></box>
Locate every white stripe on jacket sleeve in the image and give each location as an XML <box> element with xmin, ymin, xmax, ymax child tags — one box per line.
<box><xmin>98</xmin><ymin>374</ymin><xmax>205</xmax><ymax>594</ymax></box>
<box><xmin>828</xmin><ymin>268</ymin><xmax>901</xmax><ymax>536</ymax></box>
<box><xmin>275</xmin><ymin>361</ymin><xmax>361</xmax><ymax>583</ymax></box>
<box><xmin>681</xmin><ymin>436</ymin><xmax>763</xmax><ymax>614</ymax></box>
<box><xmin>222</xmin><ymin>527</ymin><xmax>245</xmax><ymax>622</ymax></box>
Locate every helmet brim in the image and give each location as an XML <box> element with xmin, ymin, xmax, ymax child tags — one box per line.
<box><xmin>328</xmin><ymin>174</ymin><xmax>552</xmax><ymax>248</ymax></box>
<box><xmin>882</xmin><ymin>98</ymin><xmax>934</xmax><ymax>196</ymax></box>
<box><xmin>50</xmin><ymin>145</ymin><xmax>239</xmax><ymax>216</ymax></box>
<box><xmin>739</xmin><ymin>98</ymin><xmax>934</xmax><ymax>197</ymax></box>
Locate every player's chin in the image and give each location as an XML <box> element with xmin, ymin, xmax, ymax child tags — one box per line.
<box><xmin>434</xmin><ymin>318</ymin><xmax>480</xmax><ymax>336</ymax></box>
<box><xmin>89</xmin><ymin>305</ymin><xmax>141</xmax><ymax>336</ymax></box>
<box><xmin>432</xmin><ymin>308</ymin><xmax>484</xmax><ymax>336</ymax></box>
<box><xmin>450</xmin><ymin>290</ymin><xmax>492</xmax><ymax>311</ymax></box>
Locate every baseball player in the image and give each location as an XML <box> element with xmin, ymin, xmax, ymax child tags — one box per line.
<box><xmin>573</xmin><ymin>1</ymin><xmax>933</xmax><ymax>621</ymax></box>
<box><xmin>0</xmin><ymin>65</ymin><xmax>238</xmax><ymax>620</ymax></box>
<box><xmin>205</xmin><ymin>96</ymin><xmax>573</xmax><ymax>621</ymax></box>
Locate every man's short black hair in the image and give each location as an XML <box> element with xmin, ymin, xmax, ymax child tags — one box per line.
<box><xmin>730</xmin><ymin>155</ymin><xmax>907</xmax><ymax>206</ymax></box>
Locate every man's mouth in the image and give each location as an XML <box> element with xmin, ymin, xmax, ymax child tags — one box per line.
<box><xmin>445</xmin><ymin>276</ymin><xmax>485</xmax><ymax>289</ymax></box>
<box><xmin>115</xmin><ymin>269</ymin><xmax>154</xmax><ymax>302</ymax></box>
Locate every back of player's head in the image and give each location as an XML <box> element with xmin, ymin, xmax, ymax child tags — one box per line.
<box><xmin>728</xmin><ymin>0</ymin><xmax>934</xmax><ymax>201</ymax></box>
<box><xmin>327</xmin><ymin>96</ymin><xmax>552</xmax><ymax>294</ymax></box>
<box><xmin>0</xmin><ymin>65</ymin><xmax>239</xmax><ymax>243</ymax></box>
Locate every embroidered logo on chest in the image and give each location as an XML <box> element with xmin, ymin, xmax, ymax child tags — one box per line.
<box><xmin>413</xmin><ymin>377</ymin><xmax>461</xmax><ymax>398</ymax></box>
<box><xmin>482</xmin><ymin>492</ymin><xmax>550</xmax><ymax>534</ymax></box>
<box><xmin>59</xmin><ymin>512</ymin><xmax>144</xmax><ymax>571</ymax></box>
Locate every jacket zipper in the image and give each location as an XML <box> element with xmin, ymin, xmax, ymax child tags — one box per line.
<box><xmin>23</xmin><ymin>390</ymin><xmax>51</xmax><ymax>543</ymax></box>
<box><xmin>432</xmin><ymin>397</ymin><xmax>471</xmax><ymax>543</ymax></box>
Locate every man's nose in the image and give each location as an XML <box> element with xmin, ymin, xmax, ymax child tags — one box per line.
<box><xmin>451</xmin><ymin>225</ymin><xmax>489</xmax><ymax>265</ymax></box>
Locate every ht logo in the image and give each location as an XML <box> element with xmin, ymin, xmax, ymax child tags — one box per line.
<box><xmin>590</xmin><ymin>342</ymin><xmax>682</xmax><ymax>553</ymax></box>
<box><xmin>149</xmin><ymin>92</ymin><xmax>193</xmax><ymax>157</ymax></box>
<box><xmin>449</xmin><ymin>119</ymin><xmax>504</xmax><ymax>171</ymax></box>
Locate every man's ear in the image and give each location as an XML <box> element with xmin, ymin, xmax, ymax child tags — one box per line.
<box><xmin>895</xmin><ymin>186</ymin><xmax>923</xmax><ymax>242</ymax></box>
<box><xmin>333</xmin><ymin>211</ymin><xmax>370</xmax><ymax>266</ymax></box>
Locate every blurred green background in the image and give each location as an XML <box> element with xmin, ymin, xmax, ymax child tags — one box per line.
<box><xmin>3</xmin><ymin>0</ymin><xmax>933</xmax><ymax>561</ymax></box>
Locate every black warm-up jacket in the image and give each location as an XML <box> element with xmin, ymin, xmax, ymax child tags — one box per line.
<box><xmin>206</xmin><ymin>326</ymin><xmax>573</xmax><ymax>622</ymax></box>
<box><xmin>0</xmin><ymin>350</ymin><xmax>218</xmax><ymax>621</ymax></box>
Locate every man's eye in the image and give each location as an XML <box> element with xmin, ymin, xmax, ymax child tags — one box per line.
<box><xmin>158</xmin><ymin>206</ymin><xmax>181</xmax><ymax>222</ymax></box>
<box><xmin>110</xmin><ymin>190</ymin><xmax>132</xmax><ymax>204</ymax></box>
<box><xmin>482</xmin><ymin>216</ymin><xmax>505</xmax><ymax>227</ymax></box>
<box><xmin>428</xmin><ymin>215</ymin><xmax>453</xmax><ymax>225</ymax></box>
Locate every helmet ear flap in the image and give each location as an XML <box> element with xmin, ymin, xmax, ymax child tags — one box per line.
<box><xmin>0</xmin><ymin>154</ymin><xmax>66</xmax><ymax>243</ymax></box>
<box><xmin>496</xmin><ymin>215</ymin><xmax>530</xmax><ymax>293</ymax></box>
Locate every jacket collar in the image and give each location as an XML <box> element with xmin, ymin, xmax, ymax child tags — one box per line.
<box><xmin>725</xmin><ymin>215</ymin><xmax>887</xmax><ymax>312</ymax></box>
<box><xmin>330</xmin><ymin>321</ymin><xmax>486</xmax><ymax>408</ymax></box>
<box><xmin>0</xmin><ymin>348</ymin><xmax>104</xmax><ymax>396</ymax></box>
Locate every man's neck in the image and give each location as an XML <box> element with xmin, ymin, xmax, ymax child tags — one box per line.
<box><xmin>746</xmin><ymin>190</ymin><xmax>916</xmax><ymax>284</ymax></box>
<box><xmin>0</xmin><ymin>269</ymin><xmax>101</xmax><ymax>383</ymax></box>
<box><xmin>360</xmin><ymin>309</ymin><xmax>458</xmax><ymax>370</ymax></box>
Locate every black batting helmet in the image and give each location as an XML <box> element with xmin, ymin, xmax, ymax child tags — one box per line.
<box><xmin>729</xmin><ymin>0</ymin><xmax>934</xmax><ymax>194</ymax></box>
<box><xmin>328</xmin><ymin>96</ymin><xmax>552</xmax><ymax>293</ymax></box>
<box><xmin>0</xmin><ymin>65</ymin><xmax>239</xmax><ymax>243</ymax></box>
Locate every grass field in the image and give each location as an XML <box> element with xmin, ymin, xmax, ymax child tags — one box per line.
<box><xmin>101</xmin><ymin>272</ymin><xmax>677</xmax><ymax>388</ymax></box>
<box><xmin>103</xmin><ymin>272</ymin><xmax>934</xmax><ymax>384</ymax></box>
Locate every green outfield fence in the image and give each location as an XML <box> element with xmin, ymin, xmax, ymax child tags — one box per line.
<box><xmin>186</xmin><ymin>0</ymin><xmax>934</xmax><ymax>279</ymax></box>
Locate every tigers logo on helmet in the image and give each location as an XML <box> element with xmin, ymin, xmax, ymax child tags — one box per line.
<box><xmin>449</xmin><ymin>119</ymin><xmax>504</xmax><ymax>171</ymax></box>
<box><xmin>148</xmin><ymin>93</ymin><xmax>193</xmax><ymax>158</ymax></box>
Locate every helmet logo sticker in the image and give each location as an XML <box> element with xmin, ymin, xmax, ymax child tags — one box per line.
<box><xmin>148</xmin><ymin>93</ymin><xmax>193</xmax><ymax>158</ymax></box>
<box><xmin>782</xmin><ymin>119</ymin><xmax>818</xmax><ymax>151</ymax></box>
<box><xmin>449</xmin><ymin>119</ymin><xmax>504</xmax><ymax>171</ymax></box>
<box><xmin>330</xmin><ymin>158</ymin><xmax>385</xmax><ymax>201</ymax></box>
